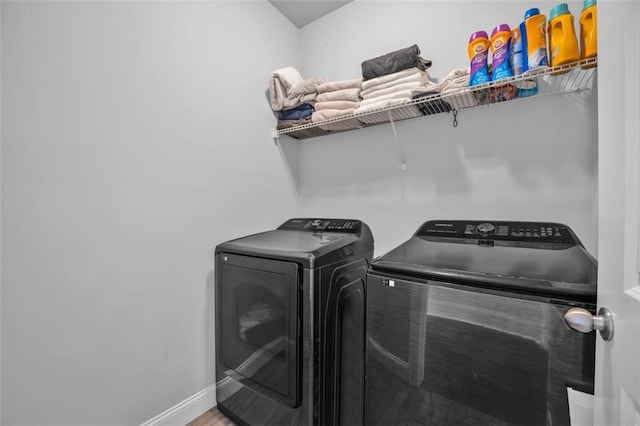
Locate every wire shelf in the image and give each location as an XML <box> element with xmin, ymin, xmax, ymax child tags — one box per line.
<box><xmin>274</xmin><ymin>56</ymin><xmax>597</xmax><ymax>140</ymax></box>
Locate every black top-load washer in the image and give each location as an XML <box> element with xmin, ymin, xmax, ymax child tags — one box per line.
<box><xmin>365</xmin><ymin>220</ymin><xmax>597</xmax><ymax>426</ymax></box>
<box><xmin>215</xmin><ymin>218</ymin><xmax>373</xmax><ymax>426</ymax></box>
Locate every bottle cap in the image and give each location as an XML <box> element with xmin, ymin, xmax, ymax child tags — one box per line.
<box><xmin>469</xmin><ymin>31</ymin><xmax>489</xmax><ymax>43</ymax></box>
<box><xmin>550</xmin><ymin>3</ymin><xmax>570</xmax><ymax>20</ymax></box>
<box><xmin>491</xmin><ymin>24</ymin><xmax>511</xmax><ymax>38</ymax></box>
<box><xmin>524</xmin><ymin>8</ymin><xmax>540</xmax><ymax>20</ymax></box>
<box><xmin>583</xmin><ymin>0</ymin><xmax>596</xmax><ymax>10</ymax></box>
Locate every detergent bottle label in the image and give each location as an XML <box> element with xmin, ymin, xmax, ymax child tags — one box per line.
<box><xmin>527</xmin><ymin>17</ymin><xmax>549</xmax><ymax>68</ymax></box>
<box><xmin>510</xmin><ymin>27</ymin><xmax>523</xmax><ymax>75</ymax></box>
<box><xmin>521</xmin><ymin>9</ymin><xmax>549</xmax><ymax>71</ymax></box>
<box><xmin>470</xmin><ymin>50</ymin><xmax>490</xmax><ymax>85</ymax></box>
<box><xmin>491</xmin><ymin>27</ymin><xmax>514</xmax><ymax>81</ymax></box>
<box><xmin>468</xmin><ymin>32</ymin><xmax>491</xmax><ymax>85</ymax></box>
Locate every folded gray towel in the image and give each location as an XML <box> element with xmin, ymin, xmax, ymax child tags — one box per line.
<box><xmin>361</xmin><ymin>44</ymin><xmax>432</xmax><ymax>81</ymax></box>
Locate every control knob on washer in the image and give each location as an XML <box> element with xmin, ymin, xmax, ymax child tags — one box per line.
<box><xmin>477</xmin><ymin>222</ymin><xmax>496</xmax><ymax>236</ymax></box>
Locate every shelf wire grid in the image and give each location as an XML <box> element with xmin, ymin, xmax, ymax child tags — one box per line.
<box><xmin>275</xmin><ymin>56</ymin><xmax>597</xmax><ymax>140</ymax></box>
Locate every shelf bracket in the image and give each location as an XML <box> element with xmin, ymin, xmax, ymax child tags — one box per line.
<box><xmin>388</xmin><ymin>111</ymin><xmax>407</xmax><ymax>170</ymax></box>
<box><xmin>452</xmin><ymin>109</ymin><xmax>458</xmax><ymax>128</ymax></box>
<box><xmin>271</xmin><ymin>129</ymin><xmax>280</xmax><ymax>145</ymax></box>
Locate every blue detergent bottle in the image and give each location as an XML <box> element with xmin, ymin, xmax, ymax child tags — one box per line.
<box><xmin>468</xmin><ymin>31</ymin><xmax>491</xmax><ymax>85</ymax></box>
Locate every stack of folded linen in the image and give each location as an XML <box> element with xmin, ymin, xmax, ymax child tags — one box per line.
<box><xmin>276</xmin><ymin>103</ymin><xmax>315</xmax><ymax>130</ymax></box>
<box><xmin>311</xmin><ymin>78</ymin><xmax>364</xmax><ymax>131</ymax></box>
<box><xmin>355</xmin><ymin>67</ymin><xmax>438</xmax><ymax>123</ymax></box>
<box><xmin>269</xmin><ymin>66</ymin><xmax>327</xmax><ymax>129</ymax></box>
<box><xmin>410</xmin><ymin>68</ymin><xmax>470</xmax><ymax>115</ymax></box>
<box><xmin>437</xmin><ymin>68</ymin><xmax>482</xmax><ymax>110</ymax></box>
<box><xmin>354</xmin><ymin>45</ymin><xmax>436</xmax><ymax>124</ymax></box>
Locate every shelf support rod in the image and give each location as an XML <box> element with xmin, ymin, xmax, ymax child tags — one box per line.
<box><xmin>387</xmin><ymin>111</ymin><xmax>407</xmax><ymax>170</ymax></box>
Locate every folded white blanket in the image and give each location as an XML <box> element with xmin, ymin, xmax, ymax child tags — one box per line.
<box><xmin>361</xmin><ymin>70</ymin><xmax>431</xmax><ymax>97</ymax></box>
<box><xmin>359</xmin><ymin>89</ymin><xmax>414</xmax><ymax>108</ymax></box>
<box><xmin>288</xmin><ymin>76</ymin><xmax>327</xmax><ymax>98</ymax></box>
<box><xmin>311</xmin><ymin>109</ymin><xmax>356</xmax><ymax>122</ymax></box>
<box><xmin>354</xmin><ymin>97</ymin><xmax>414</xmax><ymax>115</ymax></box>
<box><xmin>269</xmin><ymin>66</ymin><xmax>304</xmax><ymax>111</ymax></box>
<box><xmin>316</xmin><ymin>88</ymin><xmax>361</xmax><ymax>102</ymax></box>
<box><xmin>297</xmin><ymin>93</ymin><xmax>319</xmax><ymax>106</ymax></box>
<box><xmin>317</xmin><ymin>78</ymin><xmax>363</xmax><ymax>93</ymax></box>
<box><xmin>361</xmin><ymin>67</ymin><xmax>426</xmax><ymax>91</ymax></box>
<box><xmin>441</xmin><ymin>75</ymin><xmax>473</xmax><ymax>94</ymax></box>
<box><xmin>362</xmin><ymin>80</ymin><xmax>436</xmax><ymax>100</ymax></box>
<box><xmin>433</xmin><ymin>68</ymin><xmax>469</xmax><ymax>92</ymax></box>
<box><xmin>281</xmin><ymin>76</ymin><xmax>325</xmax><ymax>109</ymax></box>
<box><xmin>315</xmin><ymin>100</ymin><xmax>359</xmax><ymax>111</ymax></box>
<box><xmin>441</xmin><ymin>74</ymin><xmax>479</xmax><ymax>109</ymax></box>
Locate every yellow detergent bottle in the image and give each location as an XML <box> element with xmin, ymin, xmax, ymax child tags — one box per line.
<box><xmin>548</xmin><ymin>3</ymin><xmax>580</xmax><ymax>70</ymax></box>
<box><xmin>580</xmin><ymin>0</ymin><xmax>598</xmax><ymax>67</ymax></box>
<box><xmin>523</xmin><ymin>8</ymin><xmax>549</xmax><ymax>71</ymax></box>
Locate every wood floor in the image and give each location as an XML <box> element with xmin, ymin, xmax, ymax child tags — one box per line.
<box><xmin>186</xmin><ymin>408</ymin><xmax>235</xmax><ymax>426</ymax></box>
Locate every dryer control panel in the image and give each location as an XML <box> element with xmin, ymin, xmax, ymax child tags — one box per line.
<box><xmin>278</xmin><ymin>218</ymin><xmax>362</xmax><ymax>234</ymax></box>
<box><xmin>417</xmin><ymin>220</ymin><xmax>576</xmax><ymax>245</ymax></box>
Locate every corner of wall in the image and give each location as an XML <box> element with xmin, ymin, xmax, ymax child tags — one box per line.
<box><xmin>138</xmin><ymin>385</ymin><xmax>216</xmax><ymax>426</ymax></box>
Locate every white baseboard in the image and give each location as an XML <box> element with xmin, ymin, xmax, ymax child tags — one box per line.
<box><xmin>139</xmin><ymin>384</ymin><xmax>216</xmax><ymax>426</ymax></box>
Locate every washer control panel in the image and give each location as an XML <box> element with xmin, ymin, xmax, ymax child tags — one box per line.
<box><xmin>418</xmin><ymin>220</ymin><xmax>575</xmax><ymax>244</ymax></box>
<box><xmin>278</xmin><ymin>218</ymin><xmax>361</xmax><ymax>234</ymax></box>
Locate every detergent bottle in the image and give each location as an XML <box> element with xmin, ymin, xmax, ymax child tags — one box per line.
<box><xmin>510</xmin><ymin>27</ymin><xmax>524</xmax><ymax>75</ymax></box>
<box><xmin>490</xmin><ymin>24</ymin><xmax>514</xmax><ymax>81</ymax></box>
<box><xmin>522</xmin><ymin>8</ymin><xmax>549</xmax><ymax>71</ymax></box>
<box><xmin>580</xmin><ymin>0</ymin><xmax>598</xmax><ymax>66</ymax></box>
<box><xmin>514</xmin><ymin>21</ymin><xmax>538</xmax><ymax>98</ymax></box>
<box><xmin>548</xmin><ymin>3</ymin><xmax>580</xmax><ymax>68</ymax></box>
<box><xmin>468</xmin><ymin>31</ymin><xmax>491</xmax><ymax>85</ymax></box>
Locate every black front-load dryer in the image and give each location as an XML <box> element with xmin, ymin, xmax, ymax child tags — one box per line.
<box><xmin>215</xmin><ymin>218</ymin><xmax>374</xmax><ymax>426</ymax></box>
<box><xmin>365</xmin><ymin>220</ymin><xmax>597</xmax><ymax>426</ymax></box>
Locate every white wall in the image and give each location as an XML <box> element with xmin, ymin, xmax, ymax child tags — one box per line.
<box><xmin>1</xmin><ymin>2</ymin><xmax>298</xmax><ymax>425</ymax></box>
<box><xmin>292</xmin><ymin>0</ymin><xmax>598</xmax><ymax>256</ymax></box>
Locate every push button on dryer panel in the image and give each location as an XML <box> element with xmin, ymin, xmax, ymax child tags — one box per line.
<box><xmin>466</xmin><ymin>223</ymin><xmax>509</xmax><ymax>237</ymax></box>
<box><xmin>323</xmin><ymin>220</ymin><xmax>360</xmax><ymax>233</ymax></box>
<box><xmin>508</xmin><ymin>225</ymin><xmax>570</xmax><ymax>242</ymax></box>
<box><xmin>477</xmin><ymin>222</ymin><xmax>496</xmax><ymax>234</ymax></box>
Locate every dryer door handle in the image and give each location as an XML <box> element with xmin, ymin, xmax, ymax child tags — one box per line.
<box><xmin>564</xmin><ymin>307</ymin><xmax>614</xmax><ymax>341</ymax></box>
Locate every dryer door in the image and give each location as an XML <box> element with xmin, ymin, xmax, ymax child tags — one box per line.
<box><xmin>216</xmin><ymin>253</ymin><xmax>300</xmax><ymax>408</ymax></box>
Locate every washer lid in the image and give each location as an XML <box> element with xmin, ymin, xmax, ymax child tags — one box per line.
<box><xmin>371</xmin><ymin>220</ymin><xmax>597</xmax><ymax>299</ymax></box>
<box><xmin>215</xmin><ymin>218</ymin><xmax>373</xmax><ymax>268</ymax></box>
<box><xmin>221</xmin><ymin>229</ymin><xmax>354</xmax><ymax>253</ymax></box>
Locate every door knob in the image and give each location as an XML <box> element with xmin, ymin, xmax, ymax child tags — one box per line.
<box><xmin>564</xmin><ymin>307</ymin><xmax>614</xmax><ymax>341</ymax></box>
